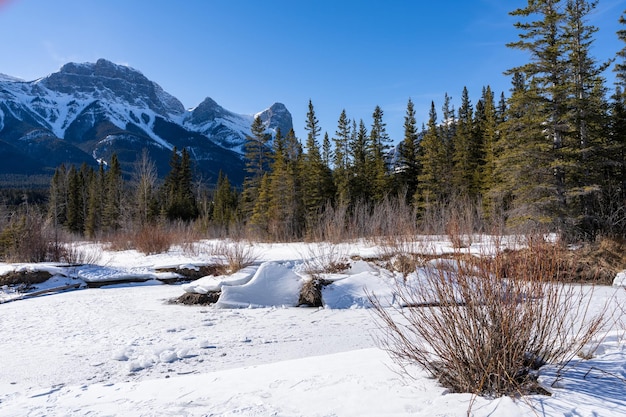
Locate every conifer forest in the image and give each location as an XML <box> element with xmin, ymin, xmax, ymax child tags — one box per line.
<box><xmin>4</xmin><ymin>1</ymin><xmax>626</xmax><ymax>247</ymax></box>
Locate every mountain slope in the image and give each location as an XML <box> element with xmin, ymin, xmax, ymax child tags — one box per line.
<box><xmin>0</xmin><ymin>59</ymin><xmax>293</xmax><ymax>186</ymax></box>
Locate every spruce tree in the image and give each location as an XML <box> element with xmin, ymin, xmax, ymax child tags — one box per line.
<box><xmin>505</xmin><ymin>0</ymin><xmax>609</xmax><ymax>237</ymax></box>
<box><xmin>369</xmin><ymin>105</ymin><xmax>391</xmax><ymax>201</ymax></box>
<box><xmin>85</xmin><ymin>163</ymin><xmax>105</xmax><ymax>238</ymax></box>
<box><xmin>249</xmin><ymin>173</ymin><xmax>272</xmax><ymax>237</ymax></box>
<box><xmin>333</xmin><ymin>109</ymin><xmax>352</xmax><ymax>205</ymax></box>
<box><xmin>66</xmin><ymin>165</ymin><xmax>85</xmax><ymax>234</ymax></box>
<box><xmin>349</xmin><ymin>120</ymin><xmax>371</xmax><ymax>202</ymax></box>
<box><xmin>102</xmin><ymin>154</ymin><xmax>123</xmax><ymax>231</ymax></box>
<box><xmin>48</xmin><ymin>164</ymin><xmax>68</xmax><ymax>230</ymax></box>
<box><xmin>162</xmin><ymin>148</ymin><xmax>198</xmax><ymax>222</ymax></box>
<box><xmin>301</xmin><ymin>100</ymin><xmax>335</xmax><ymax>228</ymax></box>
<box><xmin>475</xmin><ymin>86</ymin><xmax>500</xmax><ymax>216</ymax></box>
<box><xmin>615</xmin><ymin>10</ymin><xmax>626</xmax><ymax>89</ymax></box>
<box><xmin>416</xmin><ymin>102</ymin><xmax>449</xmax><ymax>209</ymax></box>
<box><xmin>267</xmin><ymin>128</ymin><xmax>301</xmax><ymax>239</ymax></box>
<box><xmin>451</xmin><ymin>87</ymin><xmax>480</xmax><ymax>197</ymax></box>
<box><xmin>242</xmin><ymin>115</ymin><xmax>271</xmax><ymax>219</ymax></box>
<box><xmin>212</xmin><ymin>171</ymin><xmax>239</xmax><ymax>232</ymax></box>
<box><xmin>397</xmin><ymin>98</ymin><xmax>420</xmax><ymax>202</ymax></box>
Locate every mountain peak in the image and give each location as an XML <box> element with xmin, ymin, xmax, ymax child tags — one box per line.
<box><xmin>57</xmin><ymin>59</ymin><xmax>144</xmax><ymax>79</ymax></box>
<box><xmin>41</xmin><ymin>58</ymin><xmax>185</xmax><ymax>115</ymax></box>
<box><xmin>257</xmin><ymin>102</ymin><xmax>293</xmax><ymax>135</ymax></box>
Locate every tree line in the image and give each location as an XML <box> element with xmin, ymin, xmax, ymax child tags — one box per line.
<box><xmin>48</xmin><ymin>148</ymin><xmax>198</xmax><ymax>237</ymax></box>
<box><xmin>45</xmin><ymin>1</ymin><xmax>626</xmax><ymax>242</ymax></box>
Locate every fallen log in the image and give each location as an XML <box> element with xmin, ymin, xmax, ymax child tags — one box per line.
<box><xmin>1</xmin><ymin>283</ymin><xmax>82</xmax><ymax>304</ymax></box>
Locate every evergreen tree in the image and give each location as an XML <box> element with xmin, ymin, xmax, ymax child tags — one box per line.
<box><xmin>333</xmin><ymin>109</ymin><xmax>352</xmax><ymax>205</ymax></box>
<box><xmin>85</xmin><ymin>163</ymin><xmax>105</xmax><ymax>238</ymax></box>
<box><xmin>267</xmin><ymin>128</ymin><xmax>301</xmax><ymax>239</ymax></box>
<box><xmin>451</xmin><ymin>87</ymin><xmax>480</xmax><ymax>197</ymax></box>
<box><xmin>416</xmin><ymin>102</ymin><xmax>449</xmax><ymax>209</ymax></box>
<box><xmin>242</xmin><ymin>115</ymin><xmax>272</xmax><ymax>219</ymax></box>
<box><xmin>349</xmin><ymin>119</ymin><xmax>371</xmax><ymax>202</ymax></box>
<box><xmin>162</xmin><ymin>148</ymin><xmax>198</xmax><ymax>222</ymax></box>
<box><xmin>615</xmin><ymin>10</ymin><xmax>626</xmax><ymax>89</ymax></box>
<box><xmin>212</xmin><ymin>171</ymin><xmax>239</xmax><ymax>232</ymax></box>
<box><xmin>102</xmin><ymin>154</ymin><xmax>123</xmax><ymax>231</ymax></box>
<box><xmin>301</xmin><ymin>100</ymin><xmax>335</xmax><ymax>228</ymax></box>
<box><xmin>505</xmin><ymin>0</ymin><xmax>609</xmax><ymax>236</ymax></box>
<box><xmin>369</xmin><ymin>105</ymin><xmax>391</xmax><ymax>201</ymax></box>
<box><xmin>48</xmin><ymin>164</ymin><xmax>68</xmax><ymax>230</ymax></box>
<box><xmin>475</xmin><ymin>86</ymin><xmax>500</xmax><ymax>215</ymax></box>
<box><xmin>322</xmin><ymin>132</ymin><xmax>332</xmax><ymax>168</ymax></box>
<box><xmin>397</xmin><ymin>98</ymin><xmax>420</xmax><ymax>202</ymax></box>
<box><xmin>563</xmin><ymin>0</ymin><xmax>610</xmax><ymax>237</ymax></box>
<box><xmin>505</xmin><ymin>1</ymin><xmax>573</xmax><ymax>231</ymax></box>
<box><xmin>249</xmin><ymin>173</ymin><xmax>272</xmax><ymax>237</ymax></box>
<box><xmin>66</xmin><ymin>165</ymin><xmax>85</xmax><ymax>234</ymax></box>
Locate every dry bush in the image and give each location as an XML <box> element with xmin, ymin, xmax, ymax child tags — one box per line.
<box><xmin>206</xmin><ymin>240</ymin><xmax>259</xmax><ymax>273</ymax></box>
<box><xmin>0</xmin><ymin>208</ymin><xmax>56</xmax><ymax>263</ymax></box>
<box><xmin>299</xmin><ymin>242</ymin><xmax>350</xmax><ymax>276</ymax></box>
<box><xmin>370</xmin><ymin>238</ymin><xmax>608</xmax><ymax>398</ymax></box>
<box><xmin>61</xmin><ymin>243</ymin><xmax>104</xmax><ymax>265</ymax></box>
<box><xmin>134</xmin><ymin>226</ymin><xmax>177</xmax><ymax>255</ymax></box>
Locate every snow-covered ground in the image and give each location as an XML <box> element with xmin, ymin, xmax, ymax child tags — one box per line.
<box><xmin>1</xmin><ymin>238</ymin><xmax>625</xmax><ymax>416</ymax></box>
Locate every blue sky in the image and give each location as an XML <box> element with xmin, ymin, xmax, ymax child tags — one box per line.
<box><xmin>0</xmin><ymin>0</ymin><xmax>623</xmax><ymax>143</ymax></box>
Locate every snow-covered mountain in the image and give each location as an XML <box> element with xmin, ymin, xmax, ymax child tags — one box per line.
<box><xmin>0</xmin><ymin>59</ymin><xmax>293</xmax><ymax>184</ymax></box>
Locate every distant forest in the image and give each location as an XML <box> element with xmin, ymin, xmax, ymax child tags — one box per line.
<box><xmin>4</xmin><ymin>1</ymin><xmax>626</xmax><ymax>243</ymax></box>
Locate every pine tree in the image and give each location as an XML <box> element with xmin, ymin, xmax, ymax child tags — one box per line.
<box><xmin>66</xmin><ymin>165</ymin><xmax>85</xmax><ymax>234</ymax></box>
<box><xmin>475</xmin><ymin>86</ymin><xmax>500</xmax><ymax>215</ymax></box>
<box><xmin>333</xmin><ymin>109</ymin><xmax>352</xmax><ymax>205</ymax></box>
<box><xmin>505</xmin><ymin>0</ymin><xmax>609</xmax><ymax>236</ymax></box>
<box><xmin>162</xmin><ymin>148</ymin><xmax>198</xmax><ymax>222</ymax></box>
<box><xmin>416</xmin><ymin>102</ymin><xmax>449</xmax><ymax>209</ymax></box>
<box><xmin>322</xmin><ymin>132</ymin><xmax>332</xmax><ymax>168</ymax></box>
<box><xmin>615</xmin><ymin>10</ymin><xmax>626</xmax><ymax>89</ymax></box>
<box><xmin>48</xmin><ymin>164</ymin><xmax>68</xmax><ymax>230</ymax></box>
<box><xmin>451</xmin><ymin>87</ymin><xmax>479</xmax><ymax>197</ymax></box>
<box><xmin>85</xmin><ymin>163</ymin><xmax>105</xmax><ymax>238</ymax></box>
<box><xmin>301</xmin><ymin>100</ymin><xmax>335</xmax><ymax>228</ymax></box>
<box><xmin>249</xmin><ymin>173</ymin><xmax>272</xmax><ymax>237</ymax></box>
<box><xmin>369</xmin><ymin>105</ymin><xmax>391</xmax><ymax>201</ymax></box>
<box><xmin>267</xmin><ymin>128</ymin><xmax>301</xmax><ymax>239</ymax></box>
<box><xmin>102</xmin><ymin>154</ymin><xmax>123</xmax><ymax>231</ymax></box>
<box><xmin>505</xmin><ymin>1</ymin><xmax>572</xmax><ymax>230</ymax></box>
<box><xmin>242</xmin><ymin>115</ymin><xmax>271</xmax><ymax>219</ymax></box>
<box><xmin>563</xmin><ymin>0</ymin><xmax>610</xmax><ymax>237</ymax></box>
<box><xmin>397</xmin><ymin>98</ymin><xmax>420</xmax><ymax>202</ymax></box>
<box><xmin>212</xmin><ymin>171</ymin><xmax>239</xmax><ymax>232</ymax></box>
<box><xmin>349</xmin><ymin>119</ymin><xmax>370</xmax><ymax>202</ymax></box>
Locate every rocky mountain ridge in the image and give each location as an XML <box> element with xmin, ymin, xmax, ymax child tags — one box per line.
<box><xmin>0</xmin><ymin>59</ymin><xmax>293</xmax><ymax>185</ymax></box>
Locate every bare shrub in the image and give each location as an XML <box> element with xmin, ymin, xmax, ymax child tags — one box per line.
<box><xmin>299</xmin><ymin>242</ymin><xmax>350</xmax><ymax>276</ymax></box>
<box><xmin>134</xmin><ymin>226</ymin><xmax>177</xmax><ymax>255</ymax></box>
<box><xmin>369</xmin><ymin>238</ymin><xmax>608</xmax><ymax>398</ymax></box>
<box><xmin>0</xmin><ymin>208</ymin><xmax>56</xmax><ymax>262</ymax></box>
<box><xmin>62</xmin><ymin>243</ymin><xmax>104</xmax><ymax>265</ymax></box>
<box><xmin>207</xmin><ymin>240</ymin><xmax>259</xmax><ymax>273</ymax></box>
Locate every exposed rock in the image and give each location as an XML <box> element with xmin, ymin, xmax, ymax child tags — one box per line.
<box><xmin>298</xmin><ymin>277</ymin><xmax>332</xmax><ymax>307</ymax></box>
<box><xmin>0</xmin><ymin>270</ymin><xmax>52</xmax><ymax>286</ymax></box>
<box><xmin>175</xmin><ymin>291</ymin><xmax>221</xmax><ymax>306</ymax></box>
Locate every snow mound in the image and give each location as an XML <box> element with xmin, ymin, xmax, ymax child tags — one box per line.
<box><xmin>182</xmin><ymin>265</ymin><xmax>258</xmax><ymax>294</ymax></box>
<box><xmin>215</xmin><ymin>262</ymin><xmax>303</xmax><ymax>308</ymax></box>
<box><xmin>323</xmin><ymin>272</ymin><xmax>395</xmax><ymax>309</ymax></box>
